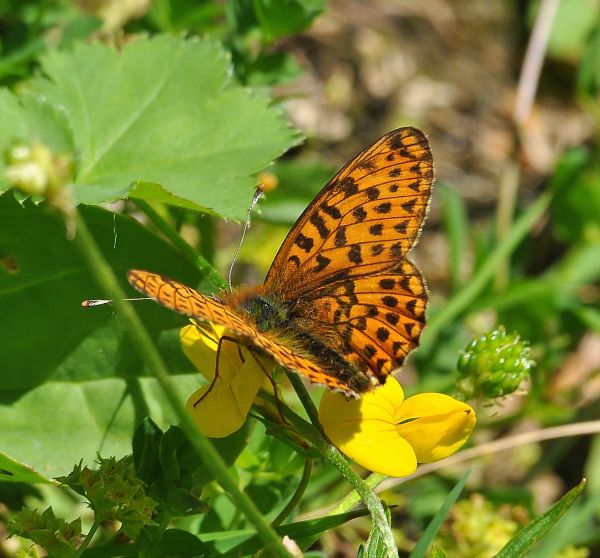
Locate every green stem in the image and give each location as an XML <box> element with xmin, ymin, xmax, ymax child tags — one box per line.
<box><xmin>285</xmin><ymin>371</ymin><xmax>323</xmax><ymax>435</ymax></box>
<box><xmin>421</xmin><ymin>190</ymin><xmax>553</xmax><ymax>353</ymax></box>
<box><xmin>286</xmin><ymin>374</ymin><xmax>397</xmax><ymax>558</ymax></box>
<box><xmin>73</xmin><ymin>210</ymin><xmax>291</xmax><ymax>558</ymax></box>
<box><xmin>493</xmin><ymin>162</ymin><xmax>520</xmax><ymax>291</ymax></box>
<box><xmin>74</xmin><ymin>518</ymin><xmax>101</xmax><ymax>558</ymax></box>
<box><xmin>272</xmin><ymin>458</ymin><xmax>313</xmax><ymax>527</ymax></box>
<box><xmin>134</xmin><ymin>199</ymin><xmax>226</xmax><ymax>291</ymax></box>
<box><xmin>327</xmin><ymin>473</ymin><xmax>386</xmax><ymax>516</ymax></box>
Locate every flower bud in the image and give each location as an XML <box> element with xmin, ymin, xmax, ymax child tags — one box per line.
<box><xmin>5</xmin><ymin>141</ymin><xmax>73</xmax><ymax>196</ymax></box>
<box><xmin>457</xmin><ymin>327</ymin><xmax>534</xmax><ymax>399</ymax></box>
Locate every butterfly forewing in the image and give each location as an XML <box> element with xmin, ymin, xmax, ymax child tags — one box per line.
<box><xmin>262</xmin><ymin>127</ymin><xmax>432</xmax><ymax>386</ymax></box>
<box><xmin>127</xmin><ymin>269</ymin><xmax>361</xmax><ymax>396</ymax></box>
<box><xmin>264</xmin><ymin>127</ymin><xmax>432</xmax><ymax>299</ymax></box>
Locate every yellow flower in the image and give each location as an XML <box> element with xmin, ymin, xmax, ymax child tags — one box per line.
<box><xmin>319</xmin><ymin>377</ymin><xmax>476</xmax><ymax>477</ymax></box>
<box><xmin>181</xmin><ymin>324</ymin><xmax>273</xmax><ymax>438</ymax></box>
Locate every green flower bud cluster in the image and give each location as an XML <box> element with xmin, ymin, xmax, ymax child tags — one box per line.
<box><xmin>8</xmin><ymin>507</ymin><xmax>82</xmax><ymax>557</ymax></box>
<box><xmin>456</xmin><ymin>327</ymin><xmax>534</xmax><ymax>400</ymax></box>
<box><xmin>58</xmin><ymin>455</ymin><xmax>158</xmax><ymax>539</ymax></box>
<box><xmin>434</xmin><ymin>493</ymin><xmax>525</xmax><ymax>557</ymax></box>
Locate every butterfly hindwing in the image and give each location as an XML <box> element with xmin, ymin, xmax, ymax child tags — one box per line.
<box><xmin>302</xmin><ymin>261</ymin><xmax>427</xmax><ymax>383</ymax></box>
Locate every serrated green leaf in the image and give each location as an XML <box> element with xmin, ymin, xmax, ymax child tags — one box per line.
<box><xmin>410</xmin><ymin>468</ymin><xmax>472</xmax><ymax>558</ymax></box>
<box><xmin>493</xmin><ymin>479</ymin><xmax>587</xmax><ymax>558</ymax></box>
<box><xmin>30</xmin><ymin>35</ymin><xmax>299</xmax><ymax>218</ymax></box>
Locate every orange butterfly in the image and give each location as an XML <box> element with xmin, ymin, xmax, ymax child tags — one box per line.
<box><xmin>128</xmin><ymin>127</ymin><xmax>433</xmax><ymax>397</ymax></box>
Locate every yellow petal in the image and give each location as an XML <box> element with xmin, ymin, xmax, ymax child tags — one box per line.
<box><xmin>396</xmin><ymin>393</ymin><xmax>476</xmax><ymax>463</ymax></box>
<box><xmin>185</xmin><ymin>347</ymin><xmax>264</xmax><ymax>438</ymax></box>
<box><xmin>319</xmin><ymin>377</ymin><xmax>417</xmax><ymax>477</ymax></box>
<box><xmin>181</xmin><ymin>324</ymin><xmax>243</xmax><ymax>381</ymax></box>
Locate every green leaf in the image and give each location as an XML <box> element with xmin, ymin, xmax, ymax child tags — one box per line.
<box><xmin>0</xmin><ymin>452</ymin><xmax>54</xmax><ymax>484</ymax></box>
<box><xmin>5</xmin><ymin>35</ymin><xmax>300</xmax><ymax>219</ymax></box>
<box><xmin>254</xmin><ymin>0</ymin><xmax>324</xmax><ymax>41</ymax></box>
<box><xmin>132</xmin><ymin>421</ymin><xmax>249</xmax><ymax>517</ymax></box>
<box><xmin>146</xmin><ymin>0</ymin><xmax>225</xmax><ymax>34</ymax></box>
<box><xmin>410</xmin><ymin>468</ymin><xmax>472</xmax><ymax>558</ymax></box>
<box><xmin>8</xmin><ymin>506</ymin><xmax>82</xmax><ymax>558</ymax></box>
<box><xmin>225</xmin><ymin>0</ymin><xmax>259</xmax><ymax>35</ymax></box>
<box><xmin>430</xmin><ymin>545</ymin><xmax>448</xmax><ymax>558</ymax></box>
<box><xmin>0</xmin><ymin>195</ymin><xmax>201</xmax><ymax>390</ymax></box>
<box><xmin>132</xmin><ymin>417</ymin><xmax>163</xmax><ymax>485</ymax></box>
<box><xmin>0</xmin><ymin>375</ymin><xmax>200</xmax><ymax>480</ymax></box>
<box><xmin>136</xmin><ymin>527</ymin><xmax>211</xmax><ymax>558</ymax></box>
<box><xmin>540</xmin><ymin>0</ymin><xmax>600</xmax><ymax>60</ymax></box>
<box><xmin>493</xmin><ymin>479</ymin><xmax>587</xmax><ymax>558</ymax></box>
<box><xmin>362</xmin><ymin>506</ymin><xmax>392</xmax><ymax>558</ymax></box>
<box><xmin>246</xmin><ymin>51</ymin><xmax>303</xmax><ymax>85</ymax></box>
<box><xmin>549</xmin><ymin>147</ymin><xmax>599</xmax><ymax>243</ymax></box>
<box><xmin>577</xmin><ymin>19</ymin><xmax>600</xmax><ymax>97</ymax></box>
<box><xmin>438</xmin><ymin>182</ymin><xmax>469</xmax><ymax>291</ymax></box>
<box><xmin>159</xmin><ymin>424</ymin><xmax>250</xmax><ymax>491</ymax></box>
<box><xmin>203</xmin><ymin>509</ymin><xmax>370</xmax><ymax>555</ymax></box>
<box><xmin>573</xmin><ymin>304</ymin><xmax>600</xmax><ymax>334</ymax></box>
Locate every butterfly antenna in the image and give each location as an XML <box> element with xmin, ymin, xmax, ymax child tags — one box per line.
<box><xmin>228</xmin><ymin>188</ymin><xmax>263</xmax><ymax>291</ymax></box>
<box><xmin>82</xmin><ymin>297</ymin><xmax>150</xmax><ymax>307</ymax></box>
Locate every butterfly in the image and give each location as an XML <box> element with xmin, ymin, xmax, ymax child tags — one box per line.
<box><xmin>128</xmin><ymin>127</ymin><xmax>433</xmax><ymax>398</ymax></box>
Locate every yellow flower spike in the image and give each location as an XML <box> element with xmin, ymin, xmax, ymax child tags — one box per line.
<box><xmin>319</xmin><ymin>377</ymin><xmax>476</xmax><ymax>477</ymax></box>
<box><xmin>181</xmin><ymin>324</ymin><xmax>271</xmax><ymax>438</ymax></box>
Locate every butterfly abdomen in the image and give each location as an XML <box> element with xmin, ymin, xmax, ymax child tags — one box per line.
<box><xmin>279</xmin><ymin>326</ymin><xmax>375</xmax><ymax>394</ymax></box>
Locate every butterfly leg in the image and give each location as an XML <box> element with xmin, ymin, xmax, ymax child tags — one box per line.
<box><xmin>192</xmin><ymin>334</ymin><xmax>240</xmax><ymax>408</ymax></box>
<box><xmin>245</xmin><ymin>347</ymin><xmax>291</xmax><ymax>427</ymax></box>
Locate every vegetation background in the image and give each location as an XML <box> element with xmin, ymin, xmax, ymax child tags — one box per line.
<box><xmin>0</xmin><ymin>0</ymin><xmax>599</xmax><ymax>556</ymax></box>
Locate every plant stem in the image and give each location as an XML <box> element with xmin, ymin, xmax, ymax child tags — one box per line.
<box><xmin>285</xmin><ymin>371</ymin><xmax>323</xmax><ymax>435</ymax></box>
<box><xmin>421</xmin><ymin>190</ymin><xmax>553</xmax><ymax>353</ymax></box>
<box><xmin>327</xmin><ymin>473</ymin><xmax>386</xmax><ymax>516</ymax></box>
<box><xmin>272</xmin><ymin>458</ymin><xmax>313</xmax><ymax>527</ymax></box>
<box><xmin>134</xmin><ymin>199</ymin><xmax>226</xmax><ymax>291</ymax></box>
<box><xmin>72</xmin><ymin>210</ymin><xmax>291</xmax><ymax>558</ymax></box>
<box><xmin>74</xmin><ymin>518</ymin><xmax>100</xmax><ymax>558</ymax></box>
<box><xmin>286</xmin><ymin>374</ymin><xmax>397</xmax><ymax>558</ymax></box>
